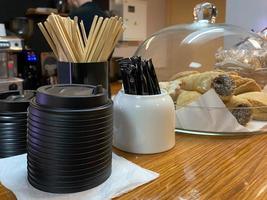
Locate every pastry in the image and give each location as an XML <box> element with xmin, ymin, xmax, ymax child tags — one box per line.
<box><xmin>226</xmin><ymin>71</ymin><xmax>239</xmax><ymax>76</ymax></box>
<box><xmin>159</xmin><ymin>80</ymin><xmax>181</xmax><ymax>101</ymax></box>
<box><xmin>225</xmin><ymin>96</ymin><xmax>253</xmax><ymax>125</ymax></box>
<box><xmin>215</xmin><ymin>45</ymin><xmax>266</xmax><ymax>70</ymax></box>
<box><xmin>169</xmin><ymin>71</ymin><xmax>199</xmax><ymax>81</ymax></box>
<box><xmin>229</xmin><ymin>75</ymin><xmax>261</xmax><ymax>95</ymax></box>
<box><xmin>211</xmin><ymin>74</ymin><xmax>235</xmax><ymax>102</ymax></box>
<box><xmin>179</xmin><ymin>71</ymin><xmax>235</xmax><ymax>101</ymax></box>
<box><xmin>176</xmin><ymin>90</ymin><xmax>202</xmax><ymax>107</ymax></box>
<box><xmin>237</xmin><ymin>92</ymin><xmax>267</xmax><ymax>121</ymax></box>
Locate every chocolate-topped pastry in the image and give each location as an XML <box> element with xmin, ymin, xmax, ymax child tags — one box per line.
<box><xmin>211</xmin><ymin>74</ymin><xmax>236</xmax><ymax>101</ymax></box>
<box><xmin>230</xmin><ymin>107</ymin><xmax>252</xmax><ymax>126</ymax></box>
<box><xmin>177</xmin><ymin>71</ymin><xmax>235</xmax><ymax>102</ymax></box>
<box><xmin>238</xmin><ymin>92</ymin><xmax>267</xmax><ymax>121</ymax></box>
<box><xmin>225</xmin><ymin>96</ymin><xmax>252</xmax><ymax>126</ymax></box>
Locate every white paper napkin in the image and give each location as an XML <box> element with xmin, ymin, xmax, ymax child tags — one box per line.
<box><xmin>0</xmin><ymin>153</ymin><xmax>159</xmax><ymax>200</ymax></box>
<box><xmin>175</xmin><ymin>89</ymin><xmax>267</xmax><ymax>133</ymax></box>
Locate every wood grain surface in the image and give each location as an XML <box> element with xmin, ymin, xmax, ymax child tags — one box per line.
<box><xmin>114</xmin><ymin>134</ymin><xmax>267</xmax><ymax>200</ymax></box>
<box><xmin>0</xmin><ymin>183</ymin><xmax>16</xmax><ymax>200</ymax></box>
<box><xmin>1</xmin><ymin>83</ymin><xmax>267</xmax><ymax>200</ymax></box>
<box><xmin>2</xmin><ymin>134</ymin><xmax>267</xmax><ymax>200</ymax></box>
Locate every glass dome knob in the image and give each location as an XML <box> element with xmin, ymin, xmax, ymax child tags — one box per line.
<box><xmin>193</xmin><ymin>2</ymin><xmax>218</xmax><ymax>24</ymax></box>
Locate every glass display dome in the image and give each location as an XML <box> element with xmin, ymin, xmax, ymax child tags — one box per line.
<box><xmin>135</xmin><ymin>2</ymin><xmax>267</xmax><ymax>86</ymax></box>
<box><xmin>135</xmin><ymin>2</ymin><xmax>267</xmax><ymax>135</ymax></box>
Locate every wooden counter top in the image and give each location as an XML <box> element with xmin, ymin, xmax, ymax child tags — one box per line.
<box><xmin>2</xmin><ymin>133</ymin><xmax>267</xmax><ymax>200</ymax></box>
<box><xmin>1</xmin><ymin>83</ymin><xmax>267</xmax><ymax>199</ymax></box>
<box><xmin>114</xmin><ymin>133</ymin><xmax>267</xmax><ymax>200</ymax></box>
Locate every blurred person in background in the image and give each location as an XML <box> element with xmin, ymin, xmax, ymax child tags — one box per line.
<box><xmin>68</xmin><ymin>0</ymin><xmax>107</xmax><ymax>33</ymax></box>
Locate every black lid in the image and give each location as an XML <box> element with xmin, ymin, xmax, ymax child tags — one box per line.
<box><xmin>35</xmin><ymin>84</ymin><xmax>108</xmax><ymax>109</ymax></box>
<box><xmin>0</xmin><ymin>90</ymin><xmax>35</xmax><ymax>112</ymax></box>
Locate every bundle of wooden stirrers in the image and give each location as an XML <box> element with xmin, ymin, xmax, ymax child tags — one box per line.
<box><xmin>38</xmin><ymin>13</ymin><xmax>124</xmax><ymax>63</ymax></box>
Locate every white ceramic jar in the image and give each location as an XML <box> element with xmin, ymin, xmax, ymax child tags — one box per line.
<box><xmin>113</xmin><ymin>90</ymin><xmax>175</xmax><ymax>154</ymax></box>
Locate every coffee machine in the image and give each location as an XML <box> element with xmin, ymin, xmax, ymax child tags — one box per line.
<box><xmin>0</xmin><ymin>33</ymin><xmax>24</xmax><ymax>92</ymax></box>
<box><xmin>0</xmin><ymin>35</ymin><xmax>23</xmax><ymax>78</ymax></box>
<box><xmin>17</xmin><ymin>50</ymin><xmax>41</xmax><ymax>90</ymax></box>
<box><xmin>9</xmin><ymin>17</ymin><xmax>42</xmax><ymax>90</ymax></box>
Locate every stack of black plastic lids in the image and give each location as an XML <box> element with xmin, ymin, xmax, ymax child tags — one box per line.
<box><xmin>0</xmin><ymin>90</ymin><xmax>35</xmax><ymax>158</ymax></box>
<box><xmin>27</xmin><ymin>84</ymin><xmax>113</xmax><ymax>193</ymax></box>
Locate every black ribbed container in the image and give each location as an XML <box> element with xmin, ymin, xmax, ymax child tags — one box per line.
<box><xmin>27</xmin><ymin>84</ymin><xmax>113</xmax><ymax>194</ymax></box>
<box><xmin>0</xmin><ymin>90</ymin><xmax>35</xmax><ymax>158</ymax></box>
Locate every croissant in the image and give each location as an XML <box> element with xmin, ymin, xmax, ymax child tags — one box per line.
<box><xmin>179</xmin><ymin>71</ymin><xmax>235</xmax><ymax>102</ymax></box>
<box><xmin>159</xmin><ymin>80</ymin><xmax>181</xmax><ymax>101</ymax></box>
<box><xmin>229</xmin><ymin>75</ymin><xmax>261</xmax><ymax>95</ymax></box>
<box><xmin>169</xmin><ymin>71</ymin><xmax>199</xmax><ymax>81</ymax></box>
<box><xmin>238</xmin><ymin>92</ymin><xmax>267</xmax><ymax>121</ymax></box>
<box><xmin>225</xmin><ymin>96</ymin><xmax>252</xmax><ymax>125</ymax></box>
<box><xmin>176</xmin><ymin>90</ymin><xmax>202</xmax><ymax>108</ymax></box>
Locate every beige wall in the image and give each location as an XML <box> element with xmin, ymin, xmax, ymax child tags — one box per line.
<box><xmin>114</xmin><ymin>0</ymin><xmax>226</xmax><ymax>60</ymax></box>
<box><xmin>114</xmin><ymin>0</ymin><xmax>167</xmax><ymax>58</ymax></box>
<box><xmin>147</xmin><ymin>0</ymin><xmax>166</xmax><ymax>35</ymax></box>
<box><xmin>166</xmin><ymin>0</ymin><xmax>226</xmax><ymax>26</ymax></box>
<box><xmin>154</xmin><ymin>0</ymin><xmax>227</xmax><ymax>80</ymax></box>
